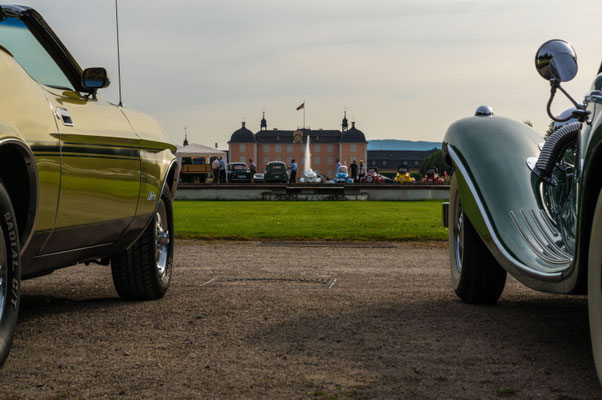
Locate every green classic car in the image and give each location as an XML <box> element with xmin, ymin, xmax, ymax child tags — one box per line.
<box><xmin>0</xmin><ymin>6</ymin><xmax>179</xmax><ymax>367</ymax></box>
<box><xmin>443</xmin><ymin>39</ymin><xmax>602</xmax><ymax>384</ymax></box>
<box><xmin>264</xmin><ymin>161</ymin><xmax>288</xmax><ymax>183</ymax></box>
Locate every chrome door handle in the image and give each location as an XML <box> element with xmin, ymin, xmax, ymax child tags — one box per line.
<box><xmin>55</xmin><ymin>107</ymin><xmax>73</xmax><ymax>127</ymax></box>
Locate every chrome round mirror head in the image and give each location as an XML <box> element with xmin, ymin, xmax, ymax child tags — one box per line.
<box><xmin>475</xmin><ymin>105</ymin><xmax>494</xmax><ymax>117</ymax></box>
<box><xmin>535</xmin><ymin>39</ymin><xmax>578</xmax><ymax>82</ymax></box>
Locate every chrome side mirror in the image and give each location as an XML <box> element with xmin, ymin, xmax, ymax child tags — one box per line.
<box><xmin>535</xmin><ymin>40</ymin><xmax>578</xmax><ymax>82</ymax></box>
<box><xmin>535</xmin><ymin>40</ymin><xmax>588</xmax><ymax>122</ymax></box>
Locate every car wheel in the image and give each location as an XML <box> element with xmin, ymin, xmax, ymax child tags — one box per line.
<box><xmin>449</xmin><ymin>175</ymin><xmax>506</xmax><ymax>304</ymax></box>
<box><xmin>588</xmin><ymin>187</ymin><xmax>602</xmax><ymax>384</ymax></box>
<box><xmin>111</xmin><ymin>186</ymin><xmax>174</xmax><ymax>300</ymax></box>
<box><xmin>0</xmin><ymin>183</ymin><xmax>20</xmax><ymax>368</ymax></box>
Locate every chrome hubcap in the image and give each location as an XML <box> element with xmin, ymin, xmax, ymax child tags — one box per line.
<box><xmin>155</xmin><ymin>202</ymin><xmax>170</xmax><ymax>277</ymax></box>
<box><xmin>454</xmin><ymin>202</ymin><xmax>464</xmax><ymax>273</ymax></box>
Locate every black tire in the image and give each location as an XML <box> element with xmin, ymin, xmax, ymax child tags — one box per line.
<box><xmin>0</xmin><ymin>183</ymin><xmax>21</xmax><ymax>368</ymax></box>
<box><xmin>588</xmin><ymin>187</ymin><xmax>602</xmax><ymax>384</ymax></box>
<box><xmin>111</xmin><ymin>187</ymin><xmax>174</xmax><ymax>300</ymax></box>
<box><xmin>448</xmin><ymin>175</ymin><xmax>506</xmax><ymax>304</ymax></box>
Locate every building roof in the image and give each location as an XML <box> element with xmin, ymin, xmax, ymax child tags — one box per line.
<box><xmin>368</xmin><ymin>149</ymin><xmax>437</xmax><ymax>160</ymax></box>
<box><xmin>228</xmin><ymin>122</ymin><xmax>256</xmax><ymax>143</ymax></box>
<box><xmin>255</xmin><ymin>129</ymin><xmax>342</xmax><ymax>143</ymax></box>
<box><xmin>340</xmin><ymin>122</ymin><xmax>367</xmax><ymax>143</ymax></box>
<box><xmin>367</xmin><ymin>149</ymin><xmax>437</xmax><ymax>169</ymax></box>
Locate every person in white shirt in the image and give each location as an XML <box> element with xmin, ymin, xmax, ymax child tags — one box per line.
<box><xmin>219</xmin><ymin>157</ymin><xmax>227</xmax><ymax>183</ymax></box>
<box><xmin>212</xmin><ymin>158</ymin><xmax>220</xmax><ymax>183</ymax></box>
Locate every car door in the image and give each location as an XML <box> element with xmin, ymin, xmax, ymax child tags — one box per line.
<box><xmin>40</xmin><ymin>89</ymin><xmax>141</xmax><ymax>254</ymax></box>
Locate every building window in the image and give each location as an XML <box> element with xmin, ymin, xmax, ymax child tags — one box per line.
<box><xmin>414</xmin><ymin>160</ymin><xmax>419</xmax><ymax>166</ymax></box>
<box><xmin>350</xmin><ymin>156</ymin><xmax>357</xmax><ymax>163</ymax></box>
<box><xmin>287</xmin><ymin>156</ymin><xmax>293</xmax><ymax>165</ymax></box>
<box><xmin>301</xmin><ymin>145</ymin><xmax>305</xmax><ymax>152</ymax></box>
<box><xmin>263</xmin><ymin>144</ymin><xmax>269</xmax><ymax>152</ymax></box>
<box><xmin>371</xmin><ymin>160</ymin><xmax>376</xmax><ymax>166</ymax></box>
<box><xmin>275</xmin><ymin>144</ymin><xmax>281</xmax><ymax>153</ymax></box>
<box><xmin>314</xmin><ymin>156</ymin><xmax>320</xmax><ymax>165</ymax></box>
<box><xmin>240</xmin><ymin>156</ymin><xmax>245</xmax><ymax>163</ymax></box>
<box><xmin>275</xmin><ymin>156</ymin><xmax>282</xmax><ymax>161</ymax></box>
<box><xmin>351</xmin><ymin>144</ymin><xmax>357</xmax><ymax>152</ymax></box>
<box><xmin>239</xmin><ymin>143</ymin><xmax>246</xmax><ymax>152</ymax></box>
<box><xmin>327</xmin><ymin>144</ymin><xmax>333</xmax><ymax>153</ymax></box>
<box><xmin>263</xmin><ymin>156</ymin><xmax>269</xmax><ymax>165</ymax></box>
<box><xmin>383</xmin><ymin>160</ymin><xmax>387</xmax><ymax>166</ymax></box>
<box><xmin>287</xmin><ymin>145</ymin><xmax>293</xmax><ymax>153</ymax></box>
<box><xmin>403</xmin><ymin>161</ymin><xmax>408</xmax><ymax>166</ymax></box>
<box><xmin>314</xmin><ymin>144</ymin><xmax>320</xmax><ymax>153</ymax></box>
<box><xmin>328</xmin><ymin>170</ymin><xmax>334</xmax><ymax>178</ymax></box>
<box><xmin>327</xmin><ymin>157</ymin><xmax>334</xmax><ymax>165</ymax></box>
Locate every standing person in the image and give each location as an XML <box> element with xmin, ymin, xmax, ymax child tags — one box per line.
<box><xmin>249</xmin><ymin>159</ymin><xmax>257</xmax><ymax>182</ymax></box>
<box><xmin>350</xmin><ymin>159</ymin><xmax>358</xmax><ymax>182</ymax></box>
<box><xmin>336</xmin><ymin>159</ymin><xmax>341</xmax><ymax>172</ymax></box>
<box><xmin>358</xmin><ymin>160</ymin><xmax>366</xmax><ymax>180</ymax></box>
<box><xmin>212</xmin><ymin>157</ymin><xmax>220</xmax><ymax>184</ymax></box>
<box><xmin>290</xmin><ymin>159</ymin><xmax>297</xmax><ymax>183</ymax></box>
<box><xmin>219</xmin><ymin>156</ymin><xmax>227</xmax><ymax>183</ymax></box>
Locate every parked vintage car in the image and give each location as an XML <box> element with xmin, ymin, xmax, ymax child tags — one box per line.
<box><xmin>394</xmin><ymin>166</ymin><xmax>416</xmax><ymax>183</ymax></box>
<box><xmin>333</xmin><ymin>165</ymin><xmax>353</xmax><ymax>184</ymax></box>
<box><xmin>227</xmin><ymin>162</ymin><xmax>252</xmax><ymax>183</ymax></box>
<box><xmin>253</xmin><ymin>172</ymin><xmax>265</xmax><ymax>183</ymax></box>
<box><xmin>0</xmin><ymin>6</ymin><xmax>179</xmax><ymax>367</ymax></box>
<box><xmin>298</xmin><ymin>168</ymin><xmax>322</xmax><ymax>184</ymax></box>
<box><xmin>180</xmin><ymin>156</ymin><xmax>211</xmax><ymax>183</ymax></box>
<box><xmin>360</xmin><ymin>167</ymin><xmax>386</xmax><ymax>184</ymax></box>
<box><xmin>442</xmin><ymin>39</ymin><xmax>602</xmax><ymax>384</ymax></box>
<box><xmin>422</xmin><ymin>167</ymin><xmax>444</xmax><ymax>184</ymax></box>
<box><xmin>264</xmin><ymin>161</ymin><xmax>288</xmax><ymax>183</ymax></box>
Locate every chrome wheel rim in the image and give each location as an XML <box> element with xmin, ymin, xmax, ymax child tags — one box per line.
<box><xmin>155</xmin><ymin>201</ymin><xmax>170</xmax><ymax>277</ymax></box>
<box><xmin>454</xmin><ymin>201</ymin><xmax>464</xmax><ymax>273</ymax></box>
<box><xmin>0</xmin><ymin>229</ymin><xmax>6</xmax><ymax>319</ymax></box>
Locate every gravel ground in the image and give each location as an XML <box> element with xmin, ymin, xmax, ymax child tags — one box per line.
<box><xmin>0</xmin><ymin>241</ymin><xmax>600</xmax><ymax>399</ymax></box>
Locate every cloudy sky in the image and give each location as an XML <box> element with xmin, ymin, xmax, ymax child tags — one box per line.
<box><xmin>15</xmin><ymin>0</ymin><xmax>602</xmax><ymax>147</ymax></box>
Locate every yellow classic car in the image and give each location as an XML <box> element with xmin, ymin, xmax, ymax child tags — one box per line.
<box><xmin>0</xmin><ymin>5</ymin><xmax>179</xmax><ymax>366</ymax></box>
<box><xmin>394</xmin><ymin>166</ymin><xmax>415</xmax><ymax>184</ymax></box>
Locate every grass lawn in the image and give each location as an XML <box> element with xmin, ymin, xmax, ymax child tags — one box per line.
<box><xmin>174</xmin><ymin>201</ymin><xmax>447</xmax><ymax>241</ymax></box>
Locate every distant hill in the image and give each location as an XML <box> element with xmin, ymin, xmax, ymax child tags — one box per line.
<box><xmin>368</xmin><ymin>140</ymin><xmax>442</xmax><ymax>151</ymax></box>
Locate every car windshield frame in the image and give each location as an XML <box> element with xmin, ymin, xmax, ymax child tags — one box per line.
<box><xmin>1</xmin><ymin>6</ymin><xmax>86</xmax><ymax>92</ymax></box>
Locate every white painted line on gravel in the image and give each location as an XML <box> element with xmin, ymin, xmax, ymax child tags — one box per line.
<box><xmin>200</xmin><ymin>276</ymin><xmax>222</xmax><ymax>287</ymax></box>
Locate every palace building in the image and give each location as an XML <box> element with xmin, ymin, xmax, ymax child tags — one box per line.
<box><xmin>228</xmin><ymin>112</ymin><xmax>368</xmax><ymax>178</ymax></box>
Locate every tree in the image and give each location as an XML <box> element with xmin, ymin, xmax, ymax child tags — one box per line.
<box><xmin>523</xmin><ymin>119</ymin><xmax>534</xmax><ymax>128</ymax></box>
<box><xmin>419</xmin><ymin>150</ymin><xmax>453</xmax><ymax>176</ymax></box>
<box><xmin>545</xmin><ymin>120</ymin><xmax>555</xmax><ymax>136</ymax></box>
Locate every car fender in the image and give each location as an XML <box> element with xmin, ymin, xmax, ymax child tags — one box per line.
<box><xmin>443</xmin><ymin>115</ymin><xmax>577</xmax><ymax>293</ymax></box>
<box><xmin>118</xmin><ymin>108</ymin><xmax>179</xmax><ymax>206</ymax></box>
<box><xmin>0</xmin><ymin>128</ymin><xmax>39</xmax><ymax>253</ymax></box>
